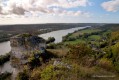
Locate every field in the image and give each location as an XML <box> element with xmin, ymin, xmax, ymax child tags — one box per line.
<box><xmin>64</xmin><ymin>39</ymin><xmax>86</xmax><ymax>45</ymax></box>
<box><xmin>63</xmin><ymin>28</ymin><xmax>103</xmax><ymax>45</ymax></box>
<box><xmin>70</xmin><ymin>28</ymin><xmax>101</xmax><ymax>37</ymax></box>
<box><xmin>88</xmin><ymin>35</ymin><xmax>101</xmax><ymax>40</ymax></box>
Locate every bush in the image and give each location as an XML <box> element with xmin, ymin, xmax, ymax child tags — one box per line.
<box><xmin>16</xmin><ymin>71</ymin><xmax>29</xmax><ymax>80</ymax></box>
<box><xmin>41</xmin><ymin>65</ymin><xmax>54</xmax><ymax>80</ymax></box>
<box><xmin>46</xmin><ymin>37</ymin><xmax>55</xmax><ymax>44</ymax></box>
<box><xmin>0</xmin><ymin>72</ymin><xmax>12</xmax><ymax>80</ymax></box>
<box><xmin>66</xmin><ymin>43</ymin><xmax>93</xmax><ymax>60</ymax></box>
<box><xmin>0</xmin><ymin>53</ymin><xmax>10</xmax><ymax>65</ymax></box>
<box><xmin>114</xmin><ymin>62</ymin><xmax>119</xmax><ymax>73</ymax></box>
<box><xmin>19</xmin><ymin>33</ymin><xmax>32</xmax><ymax>37</ymax></box>
<box><xmin>28</xmin><ymin>54</ymin><xmax>41</xmax><ymax>68</ymax></box>
<box><xmin>98</xmin><ymin>58</ymin><xmax>114</xmax><ymax>71</ymax></box>
<box><xmin>41</xmin><ymin>64</ymin><xmax>70</xmax><ymax>80</ymax></box>
<box><xmin>46</xmin><ymin>43</ymin><xmax>56</xmax><ymax>49</ymax></box>
<box><xmin>62</xmin><ymin>33</ymin><xmax>72</xmax><ymax>42</ymax></box>
<box><xmin>30</xmin><ymin>68</ymin><xmax>41</xmax><ymax>80</ymax></box>
<box><xmin>67</xmin><ymin>37</ymin><xmax>76</xmax><ymax>41</ymax></box>
<box><xmin>99</xmin><ymin>42</ymin><xmax>108</xmax><ymax>48</ymax></box>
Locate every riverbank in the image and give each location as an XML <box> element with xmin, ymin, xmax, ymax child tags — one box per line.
<box><xmin>0</xmin><ymin>26</ymin><xmax>88</xmax><ymax>55</ymax></box>
<box><xmin>0</xmin><ymin>26</ymin><xmax>88</xmax><ymax>80</ymax></box>
<box><xmin>0</xmin><ymin>23</ymin><xmax>91</xmax><ymax>43</ymax></box>
<box><xmin>0</xmin><ymin>38</ymin><xmax>9</xmax><ymax>43</ymax></box>
<box><xmin>39</xmin><ymin>27</ymin><xmax>87</xmax><ymax>43</ymax></box>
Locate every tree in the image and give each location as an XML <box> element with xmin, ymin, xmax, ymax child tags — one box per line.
<box><xmin>46</xmin><ymin>37</ymin><xmax>55</xmax><ymax>44</ymax></box>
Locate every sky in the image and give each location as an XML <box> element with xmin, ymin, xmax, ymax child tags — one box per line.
<box><xmin>0</xmin><ymin>0</ymin><xmax>119</xmax><ymax>24</ymax></box>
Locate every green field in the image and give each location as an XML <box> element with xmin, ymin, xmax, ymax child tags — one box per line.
<box><xmin>70</xmin><ymin>29</ymin><xmax>101</xmax><ymax>37</ymax></box>
<box><xmin>88</xmin><ymin>35</ymin><xmax>101</xmax><ymax>40</ymax></box>
<box><xmin>63</xmin><ymin>28</ymin><xmax>103</xmax><ymax>45</ymax></box>
<box><xmin>64</xmin><ymin>39</ymin><xmax>86</xmax><ymax>45</ymax></box>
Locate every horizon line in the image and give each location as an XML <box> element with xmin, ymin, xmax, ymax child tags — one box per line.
<box><xmin>0</xmin><ymin>23</ymin><xmax>119</xmax><ymax>26</ymax></box>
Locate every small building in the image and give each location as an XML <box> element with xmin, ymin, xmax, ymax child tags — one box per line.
<box><xmin>10</xmin><ymin>33</ymin><xmax>46</xmax><ymax>67</ymax></box>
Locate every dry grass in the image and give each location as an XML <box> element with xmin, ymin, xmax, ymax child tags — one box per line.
<box><xmin>47</xmin><ymin>49</ymin><xmax>68</xmax><ymax>57</ymax></box>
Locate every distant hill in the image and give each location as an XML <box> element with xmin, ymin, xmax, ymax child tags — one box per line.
<box><xmin>0</xmin><ymin>23</ymin><xmax>103</xmax><ymax>33</ymax></box>
<box><xmin>101</xmin><ymin>24</ymin><xmax>119</xmax><ymax>31</ymax></box>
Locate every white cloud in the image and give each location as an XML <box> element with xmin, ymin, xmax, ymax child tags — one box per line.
<box><xmin>101</xmin><ymin>0</ymin><xmax>119</xmax><ymax>12</ymax></box>
<box><xmin>0</xmin><ymin>6</ymin><xmax>2</xmax><ymax>13</ymax></box>
<box><xmin>0</xmin><ymin>0</ymin><xmax>91</xmax><ymax>17</ymax></box>
<box><xmin>0</xmin><ymin>1</ymin><xmax>2</xmax><ymax>14</ymax></box>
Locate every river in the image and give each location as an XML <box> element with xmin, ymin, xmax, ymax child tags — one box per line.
<box><xmin>0</xmin><ymin>26</ymin><xmax>88</xmax><ymax>77</ymax></box>
<box><xmin>39</xmin><ymin>27</ymin><xmax>87</xmax><ymax>43</ymax></box>
<box><xmin>0</xmin><ymin>26</ymin><xmax>88</xmax><ymax>55</ymax></box>
<box><xmin>0</xmin><ymin>41</ymin><xmax>11</xmax><ymax>55</ymax></box>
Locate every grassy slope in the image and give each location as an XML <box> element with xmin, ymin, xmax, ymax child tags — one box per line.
<box><xmin>70</xmin><ymin>29</ymin><xmax>101</xmax><ymax>37</ymax></box>
<box><xmin>64</xmin><ymin>28</ymin><xmax>102</xmax><ymax>45</ymax></box>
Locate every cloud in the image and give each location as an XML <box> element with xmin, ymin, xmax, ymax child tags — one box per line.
<box><xmin>0</xmin><ymin>6</ymin><xmax>2</xmax><ymax>13</ymax></box>
<box><xmin>0</xmin><ymin>1</ymin><xmax>2</xmax><ymax>14</ymax></box>
<box><xmin>101</xmin><ymin>0</ymin><xmax>119</xmax><ymax>12</ymax></box>
<box><xmin>0</xmin><ymin>0</ymin><xmax>91</xmax><ymax>17</ymax></box>
<box><xmin>10</xmin><ymin>6</ymin><xmax>26</xmax><ymax>15</ymax></box>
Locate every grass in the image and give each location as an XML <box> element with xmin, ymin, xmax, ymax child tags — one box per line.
<box><xmin>47</xmin><ymin>49</ymin><xmax>68</xmax><ymax>57</ymax></box>
<box><xmin>63</xmin><ymin>28</ymin><xmax>102</xmax><ymax>48</ymax></box>
<box><xmin>88</xmin><ymin>35</ymin><xmax>101</xmax><ymax>40</ymax></box>
<box><xmin>64</xmin><ymin>39</ymin><xmax>86</xmax><ymax>45</ymax></box>
<box><xmin>80</xmin><ymin>29</ymin><xmax>101</xmax><ymax>34</ymax></box>
<box><xmin>70</xmin><ymin>29</ymin><xmax>101</xmax><ymax>37</ymax></box>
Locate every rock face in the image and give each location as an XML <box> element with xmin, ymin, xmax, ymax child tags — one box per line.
<box><xmin>53</xmin><ymin>59</ymin><xmax>72</xmax><ymax>69</ymax></box>
<box><xmin>10</xmin><ymin>33</ymin><xmax>46</xmax><ymax>67</ymax></box>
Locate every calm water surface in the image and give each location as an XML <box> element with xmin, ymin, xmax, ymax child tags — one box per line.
<box><xmin>39</xmin><ymin>27</ymin><xmax>87</xmax><ymax>43</ymax></box>
<box><xmin>0</xmin><ymin>41</ymin><xmax>11</xmax><ymax>55</ymax></box>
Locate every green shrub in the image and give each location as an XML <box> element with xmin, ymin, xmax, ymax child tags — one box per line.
<box><xmin>0</xmin><ymin>53</ymin><xmax>10</xmax><ymax>65</ymax></box>
<box><xmin>41</xmin><ymin>65</ymin><xmax>69</xmax><ymax>80</ymax></box>
<box><xmin>41</xmin><ymin>65</ymin><xmax>54</xmax><ymax>80</ymax></box>
<box><xmin>16</xmin><ymin>71</ymin><xmax>29</xmax><ymax>80</ymax></box>
<box><xmin>28</xmin><ymin>55</ymin><xmax>41</xmax><ymax>68</ymax></box>
<box><xmin>46</xmin><ymin>37</ymin><xmax>55</xmax><ymax>44</ymax></box>
<box><xmin>47</xmin><ymin>43</ymin><xmax>56</xmax><ymax>49</ymax></box>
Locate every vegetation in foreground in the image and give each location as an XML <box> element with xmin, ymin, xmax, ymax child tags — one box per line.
<box><xmin>1</xmin><ymin>24</ymin><xmax>119</xmax><ymax>80</ymax></box>
<box><xmin>0</xmin><ymin>72</ymin><xmax>12</xmax><ymax>80</ymax></box>
<box><xmin>0</xmin><ymin>53</ymin><xmax>10</xmax><ymax>65</ymax></box>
